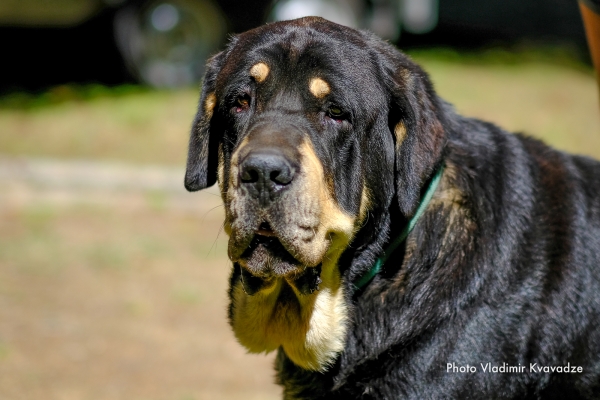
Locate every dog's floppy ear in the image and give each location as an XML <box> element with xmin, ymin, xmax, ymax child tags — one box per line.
<box><xmin>184</xmin><ymin>51</ymin><xmax>226</xmax><ymax>192</ymax></box>
<box><xmin>377</xmin><ymin>42</ymin><xmax>446</xmax><ymax>217</ymax></box>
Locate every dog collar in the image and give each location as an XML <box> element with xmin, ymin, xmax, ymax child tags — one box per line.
<box><xmin>353</xmin><ymin>164</ymin><xmax>445</xmax><ymax>291</ymax></box>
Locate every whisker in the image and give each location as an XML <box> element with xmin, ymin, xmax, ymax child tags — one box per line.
<box><xmin>208</xmin><ymin>221</ymin><xmax>226</xmax><ymax>257</ymax></box>
<box><xmin>201</xmin><ymin>204</ymin><xmax>224</xmax><ymax>223</ymax></box>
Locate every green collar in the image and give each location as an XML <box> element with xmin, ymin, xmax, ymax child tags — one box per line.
<box><xmin>353</xmin><ymin>164</ymin><xmax>445</xmax><ymax>291</ymax></box>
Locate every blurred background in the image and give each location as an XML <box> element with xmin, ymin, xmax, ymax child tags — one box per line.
<box><xmin>0</xmin><ymin>1</ymin><xmax>599</xmax><ymax>399</ymax></box>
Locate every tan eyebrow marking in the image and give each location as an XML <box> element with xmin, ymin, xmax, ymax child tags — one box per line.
<box><xmin>250</xmin><ymin>62</ymin><xmax>270</xmax><ymax>83</ymax></box>
<box><xmin>309</xmin><ymin>77</ymin><xmax>330</xmax><ymax>98</ymax></box>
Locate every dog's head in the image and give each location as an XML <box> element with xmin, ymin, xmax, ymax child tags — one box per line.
<box><xmin>185</xmin><ymin>17</ymin><xmax>446</xmax><ymax>370</ymax></box>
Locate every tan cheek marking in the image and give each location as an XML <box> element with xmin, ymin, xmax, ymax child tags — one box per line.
<box><xmin>298</xmin><ymin>141</ymin><xmax>323</xmax><ymax>205</ymax></box>
<box><xmin>357</xmin><ymin>185</ymin><xmax>371</xmax><ymax>226</ymax></box>
<box><xmin>394</xmin><ymin>122</ymin><xmax>407</xmax><ymax>148</ymax></box>
<box><xmin>250</xmin><ymin>62</ymin><xmax>270</xmax><ymax>83</ymax></box>
<box><xmin>299</xmin><ymin>143</ymin><xmax>368</xmax><ymax>239</ymax></box>
<box><xmin>217</xmin><ymin>142</ymin><xmax>225</xmax><ymax>194</ymax></box>
<box><xmin>298</xmin><ymin>141</ymin><xmax>355</xmax><ymax>248</ymax></box>
<box><xmin>223</xmin><ymin>136</ymin><xmax>250</xmax><ymax>237</ymax></box>
<box><xmin>309</xmin><ymin>77</ymin><xmax>330</xmax><ymax>98</ymax></box>
<box><xmin>204</xmin><ymin>92</ymin><xmax>217</xmax><ymax>116</ymax></box>
<box><xmin>228</xmin><ymin>136</ymin><xmax>250</xmax><ymax>190</ymax></box>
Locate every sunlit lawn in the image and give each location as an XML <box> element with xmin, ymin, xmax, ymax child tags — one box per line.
<box><xmin>1</xmin><ymin>50</ymin><xmax>599</xmax><ymax>164</ymax></box>
<box><xmin>411</xmin><ymin>50</ymin><xmax>600</xmax><ymax>158</ymax></box>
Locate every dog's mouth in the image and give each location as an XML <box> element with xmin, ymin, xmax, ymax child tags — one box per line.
<box><xmin>256</xmin><ymin>221</ymin><xmax>277</xmax><ymax>237</ymax></box>
<box><xmin>240</xmin><ymin>231</ymin><xmax>299</xmax><ymax>276</ymax></box>
<box><xmin>234</xmin><ymin>221</ymin><xmax>323</xmax><ymax>295</ymax></box>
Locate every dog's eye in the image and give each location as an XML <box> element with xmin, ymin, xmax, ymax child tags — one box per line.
<box><xmin>327</xmin><ymin>106</ymin><xmax>345</xmax><ymax>121</ymax></box>
<box><xmin>329</xmin><ymin>107</ymin><xmax>343</xmax><ymax>116</ymax></box>
<box><xmin>235</xmin><ymin>95</ymin><xmax>251</xmax><ymax>112</ymax></box>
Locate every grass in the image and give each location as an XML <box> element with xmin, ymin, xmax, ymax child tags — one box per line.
<box><xmin>409</xmin><ymin>49</ymin><xmax>600</xmax><ymax>158</ymax></box>
<box><xmin>1</xmin><ymin>48</ymin><xmax>599</xmax><ymax>164</ymax></box>
<box><xmin>0</xmin><ymin>87</ymin><xmax>199</xmax><ymax>165</ymax></box>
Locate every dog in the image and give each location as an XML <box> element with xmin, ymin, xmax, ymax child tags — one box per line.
<box><xmin>184</xmin><ymin>17</ymin><xmax>600</xmax><ymax>399</ymax></box>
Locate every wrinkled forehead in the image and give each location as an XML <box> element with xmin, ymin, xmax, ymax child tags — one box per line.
<box><xmin>216</xmin><ymin>20</ymin><xmax>381</xmax><ymax>98</ymax></box>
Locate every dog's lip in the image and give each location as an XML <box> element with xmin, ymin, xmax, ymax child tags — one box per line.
<box><xmin>237</xmin><ymin>233</ymin><xmax>303</xmax><ymax>277</ymax></box>
<box><xmin>257</xmin><ymin>229</ymin><xmax>277</xmax><ymax>237</ymax></box>
<box><xmin>229</xmin><ymin>220</ymin><xmax>324</xmax><ymax>269</ymax></box>
<box><xmin>256</xmin><ymin>221</ymin><xmax>276</xmax><ymax>237</ymax></box>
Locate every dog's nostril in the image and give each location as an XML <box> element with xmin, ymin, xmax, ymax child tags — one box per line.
<box><xmin>270</xmin><ymin>170</ymin><xmax>292</xmax><ymax>185</ymax></box>
<box><xmin>241</xmin><ymin>168</ymin><xmax>259</xmax><ymax>183</ymax></box>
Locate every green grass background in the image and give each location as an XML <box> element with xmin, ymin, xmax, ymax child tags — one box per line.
<box><xmin>1</xmin><ymin>49</ymin><xmax>599</xmax><ymax>164</ymax></box>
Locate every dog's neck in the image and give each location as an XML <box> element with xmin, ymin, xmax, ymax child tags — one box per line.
<box><xmin>352</xmin><ymin>164</ymin><xmax>446</xmax><ymax>291</ymax></box>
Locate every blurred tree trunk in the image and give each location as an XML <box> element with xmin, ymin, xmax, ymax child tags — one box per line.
<box><xmin>579</xmin><ymin>0</ymin><xmax>600</xmax><ymax>107</ymax></box>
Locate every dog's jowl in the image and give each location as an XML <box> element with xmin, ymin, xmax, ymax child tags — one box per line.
<box><xmin>185</xmin><ymin>17</ymin><xmax>600</xmax><ymax>399</ymax></box>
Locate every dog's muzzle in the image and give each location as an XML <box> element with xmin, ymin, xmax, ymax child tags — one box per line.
<box><xmin>227</xmin><ymin>121</ymin><xmax>326</xmax><ymax>293</ymax></box>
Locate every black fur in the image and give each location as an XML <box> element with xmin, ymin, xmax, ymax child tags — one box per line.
<box><xmin>185</xmin><ymin>17</ymin><xmax>600</xmax><ymax>399</ymax></box>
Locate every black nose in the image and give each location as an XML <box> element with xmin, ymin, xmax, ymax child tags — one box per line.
<box><xmin>240</xmin><ymin>150</ymin><xmax>295</xmax><ymax>205</ymax></box>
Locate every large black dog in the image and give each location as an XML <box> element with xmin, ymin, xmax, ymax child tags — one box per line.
<box><xmin>184</xmin><ymin>17</ymin><xmax>600</xmax><ymax>399</ymax></box>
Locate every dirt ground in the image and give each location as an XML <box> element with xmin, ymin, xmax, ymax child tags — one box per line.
<box><xmin>0</xmin><ymin>159</ymin><xmax>281</xmax><ymax>400</ymax></box>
